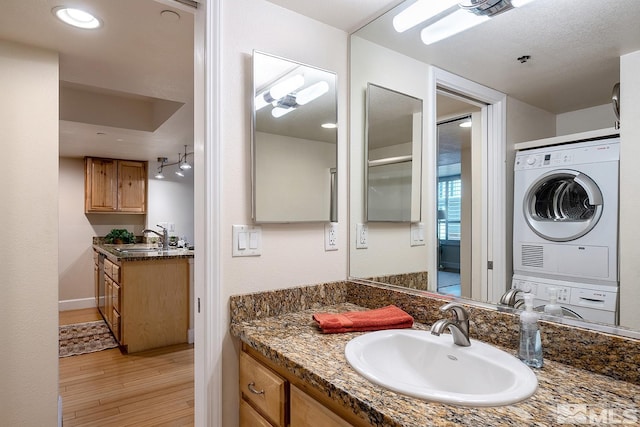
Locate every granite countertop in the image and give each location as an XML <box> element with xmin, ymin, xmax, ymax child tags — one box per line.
<box><xmin>231</xmin><ymin>302</ymin><xmax>640</xmax><ymax>427</ymax></box>
<box><xmin>93</xmin><ymin>243</ymin><xmax>194</xmax><ymax>262</ymax></box>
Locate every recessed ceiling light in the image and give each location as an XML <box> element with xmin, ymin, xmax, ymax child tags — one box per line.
<box><xmin>321</xmin><ymin>123</ymin><xmax>337</xmax><ymax>129</ymax></box>
<box><xmin>53</xmin><ymin>7</ymin><xmax>102</xmax><ymax>29</ymax></box>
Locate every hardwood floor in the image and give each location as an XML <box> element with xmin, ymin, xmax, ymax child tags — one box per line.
<box><xmin>59</xmin><ymin>308</ymin><xmax>194</xmax><ymax>426</ymax></box>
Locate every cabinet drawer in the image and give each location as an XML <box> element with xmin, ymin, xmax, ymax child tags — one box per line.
<box><xmin>111</xmin><ymin>263</ymin><xmax>120</xmax><ymax>282</ymax></box>
<box><xmin>112</xmin><ymin>309</ymin><xmax>120</xmax><ymax>342</ymax></box>
<box><xmin>239</xmin><ymin>351</ymin><xmax>286</xmax><ymax>427</ymax></box>
<box><xmin>112</xmin><ymin>282</ymin><xmax>120</xmax><ymax>312</ymax></box>
<box><xmin>290</xmin><ymin>385</ymin><xmax>353</xmax><ymax>427</ymax></box>
<box><xmin>240</xmin><ymin>399</ymin><xmax>273</xmax><ymax>427</ymax></box>
<box><xmin>104</xmin><ymin>259</ymin><xmax>114</xmax><ymax>278</ymax></box>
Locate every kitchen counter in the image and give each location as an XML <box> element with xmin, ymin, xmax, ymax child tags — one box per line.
<box><xmin>93</xmin><ymin>243</ymin><xmax>194</xmax><ymax>262</ymax></box>
<box><xmin>230</xmin><ymin>287</ymin><xmax>640</xmax><ymax>426</ymax></box>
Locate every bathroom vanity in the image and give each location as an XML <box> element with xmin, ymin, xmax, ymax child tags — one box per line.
<box><xmin>230</xmin><ymin>281</ymin><xmax>640</xmax><ymax>426</ymax></box>
<box><xmin>93</xmin><ymin>244</ymin><xmax>193</xmax><ymax>353</ymax></box>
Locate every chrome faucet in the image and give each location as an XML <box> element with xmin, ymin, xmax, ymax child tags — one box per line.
<box><xmin>142</xmin><ymin>225</ymin><xmax>169</xmax><ymax>250</ymax></box>
<box><xmin>430</xmin><ymin>302</ymin><xmax>471</xmax><ymax>347</ymax></box>
<box><xmin>499</xmin><ymin>288</ymin><xmax>524</xmax><ymax>309</ymax></box>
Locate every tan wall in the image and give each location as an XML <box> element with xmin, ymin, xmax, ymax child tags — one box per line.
<box><xmin>220</xmin><ymin>0</ymin><xmax>349</xmax><ymax>425</ymax></box>
<box><xmin>0</xmin><ymin>40</ymin><xmax>59</xmax><ymax>425</ymax></box>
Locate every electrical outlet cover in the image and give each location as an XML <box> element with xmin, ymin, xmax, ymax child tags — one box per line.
<box><xmin>325</xmin><ymin>222</ymin><xmax>338</xmax><ymax>251</ymax></box>
<box><xmin>356</xmin><ymin>223</ymin><xmax>368</xmax><ymax>249</ymax></box>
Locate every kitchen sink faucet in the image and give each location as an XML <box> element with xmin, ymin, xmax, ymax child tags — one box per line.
<box><xmin>143</xmin><ymin>225</ymin><xmax>169</xmax><ymax>250</ymax></box>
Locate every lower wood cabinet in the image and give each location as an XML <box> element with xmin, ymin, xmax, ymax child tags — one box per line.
<box><xmin>239</xmin><ymin>346</ymin><xmax>359</xmax><ymax>427</ymax></box>
<box><xmin>290</xmin><ymin>385</ymin><xmax>352</xmax><ymax>427</ymax></box>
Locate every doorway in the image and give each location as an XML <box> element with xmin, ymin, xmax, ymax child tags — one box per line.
<box><xmin>429</xmin><ymin>67</ymin><xmax>507</xmax><ymax>303</ymax></box>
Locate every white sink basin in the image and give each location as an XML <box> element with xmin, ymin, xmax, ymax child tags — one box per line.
<box><xmin>345</xmin><ymin>329</ymin><xmax>538</xmax><ymax>406</ymax></box>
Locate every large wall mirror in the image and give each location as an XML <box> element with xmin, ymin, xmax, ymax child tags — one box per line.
<box><xmin>366</xmin><ymin>83</ymin><xmax>422</xmax><ymax>222</ymax></box>
<box><xmin>350</xmin><ymin>0</ymin><xmax>640</xmax><ymax>334</ymax></box>
<box><xmin>252</xmin><ymin>51</ymin><xmax>338</xmax><ymax>223</ymax></box>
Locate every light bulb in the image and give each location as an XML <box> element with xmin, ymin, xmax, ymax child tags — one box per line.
<box><xmin>255</xmin><ymin>74</ymin><xmax>304</xmax><ymax>111</ymax></box>
<box><xmin>175</xmin><ymin>170</ymin><xmax>184</xmax><ymax>177</ymax></box>
<box><xmin>272</xmin><ymin>106</ymin><xmax>295</xmax><ymax>118</ymax></box>
<box><xmin>53</xmin><ymin>7</ymin><xmax>101</xmax><ymax>29</ymax></box>
<box><xmin>155</xmin><ymin>171</ymin><xmax>165</xmax><ymax>179</ymax></box>
<box><xmin>392</xmin><ymin>0</ymin><xmax>458</xmax><ymax>33</ymax></box>
<box><xmin>180</xmin><ymin>161</ymin><xmax>192</xmax><ymax>170</ymax></box>
<box><xmin>421</xmin><ymin>9</ymin><xmax>489</xmax><ymax>45</ymax></box>
<box><xmin>295</xmin><ymin>81</ymin><xmax>329</xmax><ymax>105</ymax></box>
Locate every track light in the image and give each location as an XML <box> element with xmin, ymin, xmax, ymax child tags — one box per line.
<box><xmin>155</xmin><ymin>157</ymin><xmax>168</xmax><ymax>179</ymax></box>
<box><xmin>179</xmin><ymin>145</ymin><xmax>191</xmax><ymax>170</ymax></box>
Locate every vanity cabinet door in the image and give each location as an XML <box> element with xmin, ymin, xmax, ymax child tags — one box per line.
<box><xmin>239</xmin><ymin>351</ymin><xmax>286</xmax><ymax>427</ymax></box>
<box><xmin>240</xmin><ymin>399</ymin><xmax>273</xmax><ymax>427</ymax></box>
<box><xmin>290</xmin><ymin>385</ymin><xmax>353</xmax><ymax>427</ymax></box>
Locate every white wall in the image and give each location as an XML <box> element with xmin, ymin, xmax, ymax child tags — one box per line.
<box><xmin>147</xmin><ymin>167</ymin><xmax>195</xmax><ymax>244</ymax></box>
<box><xmin>350</xmin><ymin>36</ymin><xmax>431</xmax><ymax>278</ymax></box>
<box><xmin>556</xmin><ymin>103</ymin><xmax>616</xmax><ymax>136</ymax></box>
<box><xmin>505</xmin><ymin>97</ymin><xmax>556</xmax><ymax>284</ymax></box>
<box><xmin>221</xmin><ymin>0</ymin><xmax>348</xmax><ymax>425</ymax></box>
<box><xmin>58</xmin><ymin>157</ymin><xmax>194</xmax><ymax>308</ymax></box>
<box><xmin>0</xmin><ymin>40</ymin><xmax>59</xmax><ymax>426</ymax></box>
<box><xmin>619</xmin><ymin>50</ymin><xmax>640</xmax><ymax>329</ymax></box>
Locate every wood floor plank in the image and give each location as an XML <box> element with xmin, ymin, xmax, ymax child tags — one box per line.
<box><xmin>59</xmin><ymin>308</ymin><xmax>194</xmax><ymax>426</ymax></box>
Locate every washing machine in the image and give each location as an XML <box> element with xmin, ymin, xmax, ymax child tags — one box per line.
<box><xmin>511</xmin><ymin>274</ymin><xmax>618</xmax><ymax>324</ymax></box>
<box><xmin>513</xmin><ymin>138</ymin><xmax>619</xmax><ymax>286</ymax></box>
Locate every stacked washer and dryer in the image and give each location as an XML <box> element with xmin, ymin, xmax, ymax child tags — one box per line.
<box><xmin>512</xmin><ymin>133</ymin><xmax>620</xmax><ymax>324</ymax></box>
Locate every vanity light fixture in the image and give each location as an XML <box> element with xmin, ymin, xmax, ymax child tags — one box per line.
<box><xmin>394</xmin><ymin>0</ymin><xmax>535</xmax><ymax>45</ymax></box>
<box><xmin>270</xmin><ymin>81</ymin><xmax>330</xmax><ymax>118</ymax></box>
<box><xmin>52</xmin><ymin>6</ymin><xmax>102</xmax><ymax>29</ymax></box>
<box><xmin>459</xmin><ymin>120</ymin><xmax>472</xmax><ymax>128</ymax></box>
<box><xmin>322</xmin><ymin>123</ymin><xmax>338</xmax><ymax>129</ymax></box>
<box><xmin>255</xmin><ymin>75</ymin><xmax>304</xmax><ymax>111</ymax></box>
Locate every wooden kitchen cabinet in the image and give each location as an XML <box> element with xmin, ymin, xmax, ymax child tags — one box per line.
<box><xmin>97</xmin><ymin>253</ymin><xmax>189</xmax><ymax>352</ymax></box>
<box><xmin>239</xmin><ymin>347</ymin><xmax>358</xmax><ymax>427</ymax></box>
<box><xmin>85</xmin><ymin>157</ymin><xmax>147</xmax><ymax>213</ymax></box>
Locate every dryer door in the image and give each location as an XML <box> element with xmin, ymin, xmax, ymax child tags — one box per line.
<box><xmin>523</xmin><ymin>169</ymin><xmax>603</xmax><ymax>242</ymax></box>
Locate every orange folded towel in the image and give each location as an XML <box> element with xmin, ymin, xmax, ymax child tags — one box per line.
<box><xmin>312</xmin><ymin>305</ymin><xmax>414</xmax><ymax>334</ymax></box>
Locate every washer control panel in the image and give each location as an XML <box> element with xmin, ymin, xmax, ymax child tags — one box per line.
<box><xmin>514</xmin><ymin>139</ymin><xmax>619</xmax><ymax>171</ymax></box>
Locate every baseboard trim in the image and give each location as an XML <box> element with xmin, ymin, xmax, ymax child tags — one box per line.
<box><xmin>59</xmin><ymin>297</ymin><xmax>96</xmax><ymax>311</ymax></box>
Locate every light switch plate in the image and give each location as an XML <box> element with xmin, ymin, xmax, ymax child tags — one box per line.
<box><xmin>356</xmin><ymin>223</ymin><xmax>368</xmax><ymax>249</ymax></box>
<box><xmin>325</xmin><ymin>222</ymin><xmax>338</xmax><ymax>251</ymax></box>
<box><xmin>410</xmin><ymin>222</ymin><xmax>425</xmax><ymax>246</ymax></box>
<box><xmin>232</xmin><ymin>225</ymin><xmax>262</xmax><ymax>257</ymax></box>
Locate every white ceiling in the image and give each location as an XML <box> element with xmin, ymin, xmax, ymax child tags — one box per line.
<box><xmin>0</xmin><ymin>0</ymin><xmax>194</xmax><ymax>162</ymax></box>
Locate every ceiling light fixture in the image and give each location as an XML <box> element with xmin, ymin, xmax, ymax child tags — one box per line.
<box><xmin>459</xmin><ymin>120</ymin><xmax>472</xmax><ymax>128</ymax></box>
<box><xmin>321</xmin><ymin>123</ymin><xmax>338</xmax><ymax>129</ymax></box>
<box><xmin>155</xmin><ymin>157</ymin><xmax>168</xmax><ymax>179</ymax></box>
<box><xmin>179</xmin><ymin>145</ymin><xmax>192</xmax><ymax>170</ymax></box>
<box><xmin>52</xmin><ymin>7</ymin><xmax>102</xmax><ymax>29</ymax></box>
<box><xmin>395</xmin><ymin>0</ymin><xmax>535</xmax><ymax>45</ymax></box>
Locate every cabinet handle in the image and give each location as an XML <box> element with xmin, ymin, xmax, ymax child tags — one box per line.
<box><xmin>247</xmin><ymin>382</ymin><xmax>265</xmax><ymax>395</ymax></box>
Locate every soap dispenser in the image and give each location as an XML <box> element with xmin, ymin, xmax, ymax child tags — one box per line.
<box><xmin>518</xmin><ymin>293</ymin><xmax>543</xmax><ymax>368</ymax></box>
<box><xmin>544</xmin><ymin>288</ymin><xmax>564</xmax><ymax>317</ymax></box>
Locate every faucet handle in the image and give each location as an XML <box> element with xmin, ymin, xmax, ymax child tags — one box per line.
<box><xmin>439</xmin><ymin>302</ymin><xmax>469</xmax><ymax>321</ymax></box>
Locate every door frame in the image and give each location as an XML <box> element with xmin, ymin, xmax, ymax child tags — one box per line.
<box><xmin>427</xmin><ymin>66</ymin><xmax>507</xmax><ymax>303</ymax></box>
<box><xmin>194</xmin><ymin>1</ymin><xmax>222</xmax><ymax>425</ymax></box>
